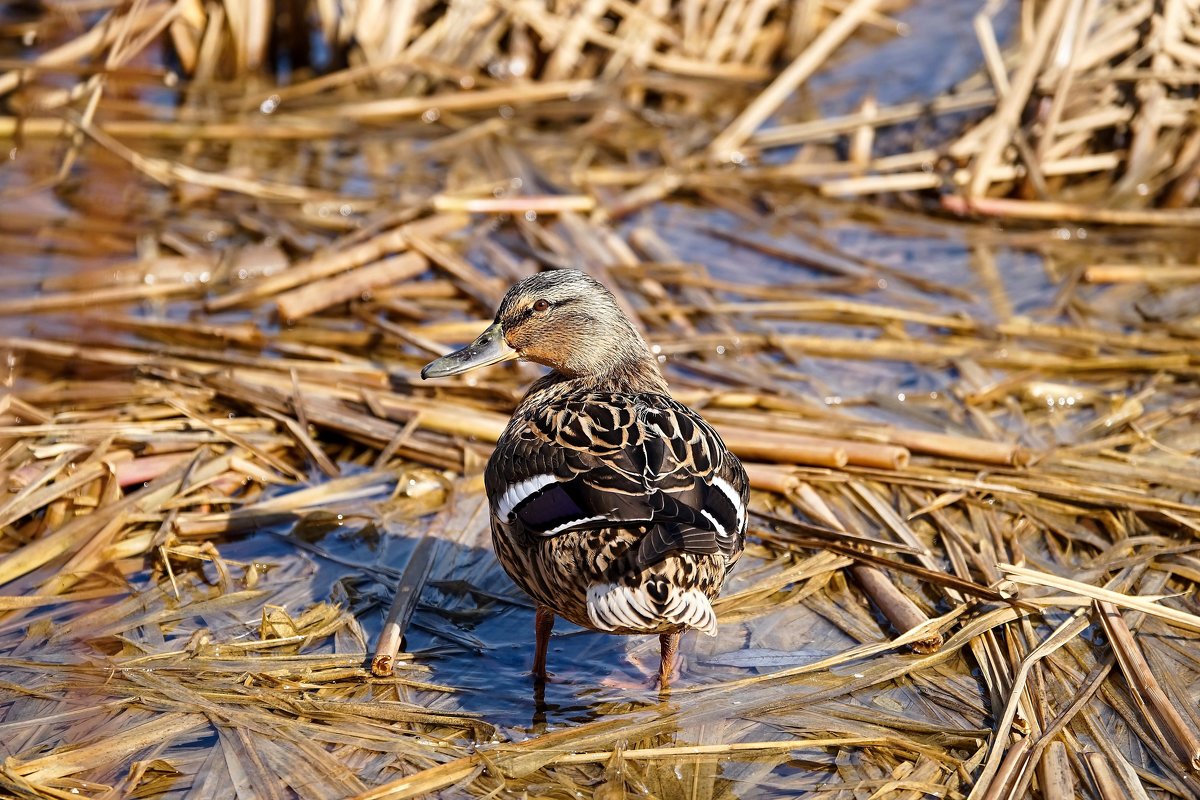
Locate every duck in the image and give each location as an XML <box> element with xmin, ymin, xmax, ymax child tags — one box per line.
<box><xmin>421</xmin><ymin>269</ymin><xmax>747</xmax><ymax>686</ymax></box>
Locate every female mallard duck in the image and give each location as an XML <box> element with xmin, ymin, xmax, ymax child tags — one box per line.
<box><xmin>422</xmin><ymin>269</ymin><xmax>747</xmax><ymax>686</ymax></box>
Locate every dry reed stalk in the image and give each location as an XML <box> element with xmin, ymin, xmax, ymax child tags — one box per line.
<box><xmin>276</xmin><ymin>252</ymin><xmax>429</xmax><ymax>320</ymax></box>
<box><xmin>912</xmin><ymin>0</ymin><xmax>1200</xmax><ymax>209</ymax></box>
<box><xmin>265</xmin><ymin>407</ymin><xmax>339</xmax><ymax>478</ymax></box>
<box><xmin>372</xmin><ymin>512</ymin><xmax>445</xmax><ymax>677</ymax></box>
<box><xmin>742</xmin><ymin>462</ymin><xmax>803</xmax><ymax>495</ymax></box>
<box><xmin>1083</xmin><ymin>264</ymin><xmax>1200</xmax><ymax>283</ymax></box>
<box><xmin>837</xmin><ymin>439</ymin><xmax>910</xmax><ymax>469</ymax></box>
<box><xmin>709</xmin><ymin>298</ymin><xmax>976</xmax><ymax>331</ymax></box>
<box><xmin>967</xmin><ymin>609</ymin><xmax>1090</xmax><ymax>799</ymax></box>
<box><xmin>750</xmin><ymin>89</ymin><xmax>996</xmax><ymax>148</ymax></box>
<box><xmin>846</xmin><ymin>564</ymin><xmax>942</xmax><ymax>654</ymax></box>
<box><xmin>995</xmin><ymin>317</ymin><xmax>1191</xmax><ymax>355</ymax></box>
<box><xmin>0</xmin><ymin>116</ymin><xmax>349</xmax><ymax>140</ymax></box>
<box><xmin>1095</xmin><ymin>600</ymin><xmax>1200</xmax><ymax>769</ymax></box>
<box><xmin>1038</xmin><ymin>740</ymin><xmax>1075</xmax><ymax>800</ymax></box>
<box><xmin>0</xmin><ymin>281</ymin><xmax>201</xmax><ymax>315</ymax></box>
<box><xmin>0</xmin><ymin>395</ymin><xmax>52</xmax><ymax>425</ymax></box>
<box><xmin>0</xmin><ymin>3</ymin><xmax>173</xmax><ymax>98</ymax></box>
<box><xmin>953</xmin><ymin>152</ymin><xmax>1124</xmax><ymax>185</ymax></box>
<box><xmin>1082</xmin><ymin>751</ymin><xmax>1150</xmax><ymax>800</ymax></box>
<box><xmin>542</xmin><ymin>736</ymin><xmax>926</xmax><ymax>765</ymax></box>
<box><xmin>977</xmin><ymin>736</ymin><xmax>1033</xmax><ymax>800</ymax></box>
<box><xmin>819</xmin><ymin>172</ymin><xmax>943</xmax><ymax>196</ymax></box>
<box><xmin>709</xmin><ymin>0</ymin><xmax>882</xmax><ymax>160</ymax></box>
<box><xmin>941</xmin><ymin>194</ymin><xmax>1200</xmax><ymax>225</ymax></box>
<box><xmin>0</xmin><ymin>460</ymin><xmax>109</xmax><ymax>530</ymax></box>
<box><xmin>0</xmin><ymin>453</ymin><xmax>233</xmax><ymax>589</ymax></box>
<box><xmin>965</xmin><ymin>0</ymin><xmax>1065</xmax><ymax>197</ymax></box>
<box><xmin>433</xmin><ymin>195</ymin><xmax>596</xmax><ymax>214</ymax></box>
<box><xmin>708</xmin><ymin>413</ymin><xmax>910</xmax><ymax>468</ymax></box>
<box><xmin>1001</xmin><ymin>564</ymin><xmax>1200</xmax><ymax>634</ymax></box>
<box><xmin>350</xmin><ymin>756</ymin><xmax>481</xmax><ymax>800</ymax></box>
<box><xmin>405</xmin><ymin>235</ymin><xmax>505</xmax><ymax>308</ymax></box>
<box><xmin>95</xmin><ymin>315</ymin><xmax>265</xmax><ymax>347</ymax></box>
<box><xmin>369</xmin><ymin>395</ymin><xmax>509</xmax><ymax>444</ymax></box>
<box><xmin>715</xmin><ymin>425</ymin><xmax>849</xmax><ymax>468</ymax></box>
<box><xmin>76</xmin><ymin>117</ymin><xmax>336</xmax><ymax>203</ymax></box>
<box><xmin>883</xmin><ymin>428</ymin><xmax>1028</xmax><ymax>467</ymax></box>
<box><xmin>787</xmin><ymin>482</ymin><xmax>943</xmax><ymax>652</ymax></box>
<box><xmin>0</xmin><ymin>585</ymin><xmax>127</xmax><ymax>610</ymax></box>
<box><xmin>10</xmin><ymin>713</ymin><xmax>208</xmax><ymax>783</ymax></box>
<box><xmin>165</xmin><ymin>399</ymin><xmax>302</xmax><ymax>481</ymax></box>
<box><xmin>329</xmin><ymin>80</ymin><xmax>595</xmax><ymax>121</ymax></box>
<box><xmin>705</xmin><ymin>408</ymin><xmax>1024</xmax><ymax>467</ymax></box>
<box><xmin>688</xmin><ymin>601</ymin><xmax>976</xmax><ymax>695</ymax></box>
<box><xmin>208</xmin><ymin>214</ymin><xmax>469</xmax><ymax>311</ymax></box>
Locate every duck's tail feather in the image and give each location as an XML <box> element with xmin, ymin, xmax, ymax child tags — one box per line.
<box><xmin>586</xmin><ymin>580</ymin><xmax>718</xmax><ymax>636</ymax></box>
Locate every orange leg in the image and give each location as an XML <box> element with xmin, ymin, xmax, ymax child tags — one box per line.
<box><xmin>533</xmin><ymin>606</ymin><xmax>555</xmax><ymax>681</ymax></box>
<box><xmin>658</xmin><ymin>631</ymin><xmax>681</xmax><ymax>688</ymax></box>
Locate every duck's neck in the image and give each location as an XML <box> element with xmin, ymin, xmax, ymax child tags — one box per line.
<box><xmin>527</xmin><ymin>351</ymin><xmax>669</xmax><ymax>399</ymax></box>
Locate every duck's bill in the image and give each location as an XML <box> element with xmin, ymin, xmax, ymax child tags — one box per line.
<box><xmin>420</xmin><ymin>322</ymin><xmax>519</xmax><ymax>379</ymax></box>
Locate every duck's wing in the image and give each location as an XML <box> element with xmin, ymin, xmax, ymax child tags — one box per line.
<box><xmin>486</xmin><ymin>392</ymin><xmax>747</xmax><ymax>567</ymax></box>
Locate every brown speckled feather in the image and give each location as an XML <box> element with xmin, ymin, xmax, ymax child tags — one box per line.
<box><xmin>486</xmin><ymin>381</ymin><xmax>748</xmax><ymax>635</ymax></box>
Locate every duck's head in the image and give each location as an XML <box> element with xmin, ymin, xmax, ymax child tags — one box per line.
<box><xmin>421</xmin><ymin>269</ymin><xmax>659</xmax><ymax>382</ymax></box>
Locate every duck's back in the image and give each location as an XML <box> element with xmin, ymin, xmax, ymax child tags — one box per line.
<box><xmin>485</xmin><ymin>384</ymin><xmax>748</xmax><ymax>634</ymax></box>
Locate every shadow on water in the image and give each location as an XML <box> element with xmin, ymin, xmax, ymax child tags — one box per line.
<box><xmin>215</xmin><ymin>495</ymin><xmax>800</xmax><ymax>732</ymax></box>
<box><xmin>168</xmin><ymin>499</ymin><xmax>829</xmax><ymax>800</ymax></box>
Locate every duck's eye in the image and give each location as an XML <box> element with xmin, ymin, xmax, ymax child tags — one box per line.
<box><xmin>533</xmin><ymin>299</ymin><xmax>550</xmax><ymax>312</ymax></box>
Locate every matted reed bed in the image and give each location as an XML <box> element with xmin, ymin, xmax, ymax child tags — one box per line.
<box><xmin>3</xmin><ymin>1</ymin><xmax>1200</xmax><ymax>799</ymax></box>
